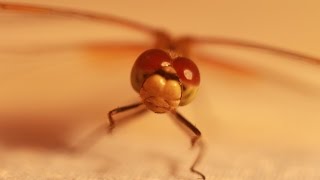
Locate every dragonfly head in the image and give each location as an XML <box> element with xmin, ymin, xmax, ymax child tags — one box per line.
<box><xmin>131</xmin><ymin>49</ymin><xmax>200</xmax><ymax>113</ymax></box>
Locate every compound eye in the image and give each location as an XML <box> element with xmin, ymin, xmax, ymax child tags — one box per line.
<box><xmin>131</xmin><ymin>49</ymin><xmax>172</xmax><ymax>92</ymax></box>
<box><xmin>172</xmin><ymin>57</ymin><xmax>200</xmax><ymax>86</ymax></box>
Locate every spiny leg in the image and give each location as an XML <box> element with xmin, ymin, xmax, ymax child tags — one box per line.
<box><xmin>68</xmin><ymin>102</ymin><xmax>144</xmax><ymax>153</ymax></box>
<box><xmin>171</xmin><ymin>111</ymin><xmax>206</xmax><ymax>180</ymax></box>
<box><xmin>108</xmin><ymin>102</ymin><xmax>143</xmax><ymax>133</ymax></box>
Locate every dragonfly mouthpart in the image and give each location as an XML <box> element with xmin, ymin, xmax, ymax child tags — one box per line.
<box><xmin>140</xmin><ymin>72</ymin><xmax>182</xmax><ymax>113</ymax></box>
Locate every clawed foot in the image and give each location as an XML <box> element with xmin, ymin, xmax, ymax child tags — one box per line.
<box><xmin>190</xmin><ymin>167</ymin><xmax>206</xmax><ymax>180</ymax></box>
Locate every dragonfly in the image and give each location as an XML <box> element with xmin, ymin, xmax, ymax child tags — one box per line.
<box><xmin>0</xmin><ymin>2</ymin><xmax>320</xmax><ymax>180</ymax></box>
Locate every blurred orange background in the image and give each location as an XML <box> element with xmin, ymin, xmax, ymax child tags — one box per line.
<box><xmin>0</xmin><ymin>0</ymin><xmax>320</xmax><ymax>179</ymax></box>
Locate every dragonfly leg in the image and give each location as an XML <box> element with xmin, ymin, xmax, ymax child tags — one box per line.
<box><xmin>171</xmin><ymin>111</ymin><xmax>206</xmax><ymax>180</ymax></box>
<box><xmin>108</xmin><ymin>102</ymin><xmax>143</xmax><ymax>133</ymax></box>
<box><xmin>68</xmin><ymin>102</ymin><xmax>144</xmax><ymax>153</ymax></box>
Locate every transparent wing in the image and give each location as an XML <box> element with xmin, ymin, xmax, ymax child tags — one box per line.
<box><xmin>186</xmin><ymin>35</ymin><xmax>320</xmax><ymax>149</ymax></box>
<box><xmin>0</xmin><ymin>2</ymin><xmax>157</xmax><ymax>148</ymax></box>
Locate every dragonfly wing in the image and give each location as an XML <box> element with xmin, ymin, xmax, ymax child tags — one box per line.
<box><xmin>0</xmin><ymin>7</ymin><xmax>154</xmax><ymax>148</ymax></box>
<box><xmin>186</xmin><ymin>36</ymin><xmax>320</xmax><ymax>94</ymax></box>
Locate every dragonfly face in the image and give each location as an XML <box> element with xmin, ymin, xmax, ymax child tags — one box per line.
<box><xmin>131</xmin><ymin>49</ymin><xmax>200</xmax><ymax>113</ymax></box>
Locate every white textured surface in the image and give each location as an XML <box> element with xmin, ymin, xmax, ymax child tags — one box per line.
<box><xmin>1</xmin><ymin>136</ymin><xmax>320</xmax><ymax>180</ymax></box>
